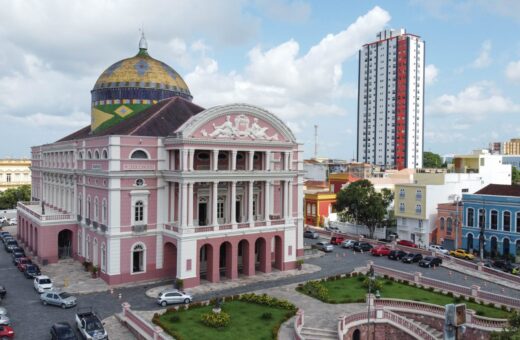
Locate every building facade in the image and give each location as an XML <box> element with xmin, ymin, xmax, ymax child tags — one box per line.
<box><xmin>432</xmin><ymin>202</ymin><xmax>462</xmax><ymax>250</ymax></box>
<box><xmin>0</xmin><ymin>159</ymin><xmax>31</xmax><ymax>192</ymax></box>
<box><xmin>16</xmin><ymin>38</ymin><xmax>304</xmax><ymax>288</ymax></box>
<box><xmin>462</xmin><ymin>185</ymin><xmax>520</xmax><ymax>258</ymax></box>
<box><xmin>503</xmin><ymin>138</ymin><xmax>520</xmax><ymax>155</ymax></box>
<box><xmin>357</xmin><ymin>29</ymin><xmax>424</xmax><ymax>170</ymax></box>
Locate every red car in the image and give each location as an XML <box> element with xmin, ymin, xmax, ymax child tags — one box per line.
<box><xmin>371</xmin><ymin>245</ymin><xmax>391</xmax><ymax>256</ymax></box>
<box><xmin>16</xmin><ymin>257</ymin><xmax>33</xmax><ymax>272</ymax></box>
<box><xmin>0</xmin><ymin>325</ymin><xmax>15</xmax><ymax>338</ymax></box>
<box><xmin>330</xmin><ymin>236</ymin><xmax>345</xmax><ymax>245</ymax></box>
<box><xmin>397</xmin><ymin>240</ymin><xmax>418</xmax><ymax>248</ymax></box>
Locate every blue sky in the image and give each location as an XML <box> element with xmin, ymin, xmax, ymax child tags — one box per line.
<box><xmin>1</xmin><ymin>0</ymin><xmax>519</xmax><ymax>159</ymax></box>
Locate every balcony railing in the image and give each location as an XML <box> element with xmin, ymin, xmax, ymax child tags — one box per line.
<box><xmin>163</xmin><ymin>218</ymin><xmax>286</xmax><ymax>234</ymax></box>
<box><xmin>132</xmin><ymin>224</ymin><xmax>147</xmax><ymax>233</ymax></box>
<box><xmin>92</xmin><ymin>221</ymin><xmax>99</xmax><ymax>230</ymax></box>
<box><xmin>100</xmin><ymin>224</ymin><xmax>107</xmax><ymax>233</ymax></box>
<box><xmin>17</xmin><ymin>201</ymin><xmax>75</xmax><ymax>222</ymax></box>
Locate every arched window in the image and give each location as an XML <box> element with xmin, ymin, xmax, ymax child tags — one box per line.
<box><xmin>78</xmin><ymin>233</ymin><xmax>82</xmax><ymax>256</ymax></box>
<box><xmin>87</xmin><ymin>197</ymin><xmax>91</xmax><ymax>219</ymax></box>
<box><xmin>399</xmin><ymin>202</ymin><xmax>405</xmax><ymax>212</ymax></box>
<box><xmin>78</xmin><ymin>151</ymin><xmax>84</xmax><ymax>160</ymax></box>
<box><xmin>78</xmin><ymin>195</ymin><xmax>82</xmax><ymax>217</ymax></box>
<box><xmin>440</xmin><ymin>217</ymin><xmax>445</xmax><ymax>230</ymax></box>
<box><xmin>101</xmin><ymin>243</ymin><xmax>106</xmax><ymax>273</ymax></box>
<box><xmin>130</xmin><ymin>150</ymin><xmax>148</xmax><ymax>159</ymax></box>
<box><xmin>415</xmin><ymin>204</ymin><xmax>422</xmax><ymax>214</ymax></box>
<box><xmin>87</xmin><ymin>150</ymin><xmax>92</xmax><ymax>159</ymax></box>
<box><xmin>102</xmin><ymin>149</ymin><xmax>108</xmax><ymax>159</ymax></box>
<box><xmin>132</xmin><ymin>243</ymin><xmax>145</xmax><ymax>273</ymax></box>
<box><xmin>93</xmin><ymin>238</ymin><xmax>98</xmax><ymax>266</ymax></box>
<box><xmin>447</xmin><ymin>218</ymin><xmax>453</xmax><ymax>235</ymax></box>
<box><xmin>94</xmin><ymin>197</ymin><xmax>99</xmax><ymax>221</ymax></box>
<box><xmin>416</xmin><ymin>189</ymin><xmax>422</xmax><ymax>200</ymax></box>
<box><xmin>399</xmin><ymin>189</ymin><xmax>405</xmax><ymax>198</ymax></box>
<box><xmin>135</xmin><ymin>201</ymin><xmax>144</xmax><ymax>223</ymax></box>
<box><xmin>94</xmin><ymin>150</ymin><xmax>100</xmax><ymax>159</ymax></box>
<box><xmin>478</xmin><ymin>209</ymin><xmax>486</xmax><ymax>229</ymax></box>
<box><xmin>86</xmin><ymin>236</ymin><xmax>90</xmax><ymax>260</ymax></box>
<box><xmin>102</xmin><ymin>200</ymin><xmax>107</xmax><ymax>224</ymax></box>
<box><xmin>504</xmin><ymin>211</ymin><xmax>511</xmax><ymax>232</ymax></box>
<box><xmin>491</xmin><ymin>210</ymin><xmax>498</xmax><ymax>230</ymax></box>
<box><xmin>467</xmin><ymin>208</ymin><xmax>474</xmax><ymax>227</ymax></box>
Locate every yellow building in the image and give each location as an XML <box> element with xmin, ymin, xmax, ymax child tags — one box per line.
<box><xmin>503</xmin><ymin>138</ymin><xmax>520</xmax><ymax>155</ymax></box>
<box><xmin>0</xmin><ymin>159</ymin><xmax>31</xmax><ymax>191</ymax></box>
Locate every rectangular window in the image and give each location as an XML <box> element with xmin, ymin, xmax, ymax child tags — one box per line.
<box><xmin>6</xmin><ymin>173</ymin><xmax>11</xmax><ymax>182</ymax></box>
<box><xmin>399</xmin><ymin>203</ymin><xmax>405</xmax><ymax>212</ymax></box>
<box><xmin>491</xmin><ymin>210</ymin><xmax>498</xmax><ymax>230</ymax></box>
<box><xmin>467</xmin><ymin>208</ymin><xmax>474</xmax><ymax>227</ymax></box>
<box><xmin>217</xmin><ymin>202</ymin><xmax>224</xmax><ymax>219</ymax></box>
<box><xmin>504</xmin><ymin>212</ymin><xmax>511</xmax><ymax>232</ymax></box>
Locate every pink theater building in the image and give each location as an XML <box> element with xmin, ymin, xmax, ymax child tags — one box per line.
<box><xmin>16</xmin><ymin>36</ymin><xmax>304</xmax><ymax>288</ymax></box>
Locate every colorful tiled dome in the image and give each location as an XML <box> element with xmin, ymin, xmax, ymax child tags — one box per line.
<box><xmin>90</xmin><ymin>33</ymin><xmax>192</xmax><ymax>133</ymax></box>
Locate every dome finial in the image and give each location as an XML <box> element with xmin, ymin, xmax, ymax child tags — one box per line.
<box><xmin>139</xmin><ymin>28</ymin><xmax>148</xmax><ymax>50</ymax></box>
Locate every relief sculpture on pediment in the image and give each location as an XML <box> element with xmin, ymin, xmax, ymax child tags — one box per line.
<box><xmin>201</xmin><ymin>114</ymin><xmax>278</xmax><ymax>141</ymax></box>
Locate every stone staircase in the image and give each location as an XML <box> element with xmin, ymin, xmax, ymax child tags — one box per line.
<box><xmin>398</xmin><ymin>315</ymin><xmax>444</xmax><ymax>340</ymax></box>
<box><xmin>300</xmin><ymin>326</ymin><xmax>337</xmax><ymax>340</ymax></box>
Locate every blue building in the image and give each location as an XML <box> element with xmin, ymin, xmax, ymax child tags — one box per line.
<box><xmin>462</xmin><ymin>184</ymin><xmax>520</xmax><ymax>258</ymax></box>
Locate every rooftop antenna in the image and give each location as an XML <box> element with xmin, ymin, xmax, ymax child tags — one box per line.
<box><xmin>314</xmin><ymin>124</ymin><xmax>318</xmax><ymax>160</ymax></box>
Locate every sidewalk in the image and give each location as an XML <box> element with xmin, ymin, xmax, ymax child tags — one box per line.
<box><xmin>442</xmin><ymin>261</ymin><xmax>520</xmax><ymax>290</ymax></box>
<box><xmin>102</xmin><ymin>314</ymin><xmax>137</xmax><ymax>340</ymax></box>
<box><xmin>145</xmin><ymin>263</ymin><xmax>321</xmax><ymax>298</ymax></box>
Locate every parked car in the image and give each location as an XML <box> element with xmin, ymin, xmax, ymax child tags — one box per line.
<box><xmin>313</xmin><ymin>242</ymin><xmax>334</xmax><ymax>252</ymax></box>
<box><xmin>75</xmin><ymin>308</ymin><xmax>108</xmax><ymax>340</ymax></box>
<box><xmin>449</xmin><ymin>248</ymin><xmax>475</xmax><ymax>260</ymax></box>
<box><xmin>24</xmin><ymin>264</ymin><xmax>42</xmax><ymax>279</ymax></box>
<box><xmin>11</xmin><ymin>252</ymin><xmax>25</xmax><ymax>265</ymax></box>
<box><xmin>0</xmin><ymin>285</ymin><xmax>5</xmax><ymax>299</ymax></box>
<box><xmin>341</xmin><ymin>240</ymin><xmax>355</xmax><ymax>249</ymax></box>
<box><xmin>397</xmin><ymin>240</ymin><xmax>418</xmax><ymax>248</ymax></box>
<box><xmin>16</xmin><ymin>257</ymin><xmax>33</xmax><ymax>272</ymax></box>
<box><xmin>41</xmin><ymin>291</ymin><xmax>77</xmax><ymax>309</ymax></box>
<box><xmin>371</xmin><ymin>245</ymin><xmax>391</xmax><ymax>256</ymax></box>
<box><xmin>330</xmin><ymin>236</ymin><xmax>345</xmax><ymax>245</ymax></box>
<box><xmin>387</xmin><ymin>250</ymin><xmax>407</xmax><ymax>260</ymax></box>
<box><xmin>0</xmin><ymin>232</ymin><xmax>10</xmax><ymax>241</ymax></box>
<box><xmin>303</xmin><ymin>230</ymin><xmax>319</xmax><ymax>239</ymax></box>
<box><xmin>34</xmin><ymin>275</ymin><xmax>53</xmax><ymax>293</ymax></box>
<box><xmin>353</xmin><ymin>242</ymin><xmax>373</xmax><ymax>252</ymax></box>
<box><xmin>0</xmin><ymin>325</ymin><xmax>15</xmax><ymax>338</ymax></box>
<box><xmin>428</xmin><ymin>244</ymin><xmax>449</xmax><ymax>255</ymax></box>
<box><xmin>419</xmin><ymin>256</ymin><xmax>443</xmax><ymax>268</ymax></box>
<box><xmin>4</xmin><ymin>240</ymin><xmax>18</xmax><ymax>252</ymax></box>
<box><xmin>11</xmin><ymin>247</ymin><xmax>24</xmax><ymax>256</ymax></box>
<box><xmin>50</xmin><ymin>322</ymin><xmax>77</xmax><ymax>340</ymax></box>
<box><xmin>491</xmin><ymin>260</ymin><xmax>516</xmax><ymax>273</ymax></box>
<box><xmin>0</xmin><ymin>315</ymin><xmax>9</xmax><ymax>326</ymax></box>
<box><xmin>325</xmin><ymin>226</ymin><xmax>340</xmax><ymax>232</ymax></box>
<box><xmin>156</xmin><ymin>289</ymin><xmax>192</xmax><ymax>306</ymax></box>
<box><xmin>0</xmin><ymin>307</ymin><xmax>7</xmax><ymax>317</ymax></box>
<box><xmin>0</xmin><ymin>217</ymin><xmax>6</xmax><ymax>224</ymax></box>
<box><xmin>402</xmin><ymin>253</ymin><xmax>423</xmax><ymax>263</ymax></box>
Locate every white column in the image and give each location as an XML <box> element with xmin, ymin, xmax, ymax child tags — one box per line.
<box><xmin>181</xmin><ymin>182</ymin><xmax>188</xmax><ymax>226</ymax></box>
<box><xmin>171</xmin><ymin>150</ymin><xmax>176</xmax><ymax>170</ymax></box>
<box><xmin>176</xmin><ymin>182</ymin><xmax>182</xmax><ymax>223</ymax></box>
<box><xmin>288</xmin><ymin>151</ymin><xmax>293</xmax><ymax>171</ymax></box>
<box><xmin>188</xmin><ymin>149</ymin><xmax>195</xmax><ymax>171</ymax></box>
<box><xmin>187</xmin><ymin>182</ymin><xmax>194</xmax><ymax>227</ymax></box>
<box><xmin>265</xmin><ymin>151</ymin><xmax>271</xmax><ymax>171</ymax></box>
<box><xmin>181</xmin><ymin>149</ymin><xmax>188</xmax><ymax>171</ymax></box>
<box><xmin>284</xmin><ymin>152</ymin><xmax>290</xmax><ymax>171</ymax></box>
<box><xmin>212</xmin><ymin>181</ymin><xmax>218</xmax><ymax>225</ymax></box>
<box><xmin>231</xmin><ymin>150</ymin><xmax>237</xmax><ymax>171</ymax></box>
<box><xmin>231</xmin><ymin>181</ymin><xmax>237</xmax><ymax>227</ymax></box>
<box><xmin>211</xmin><ymin>150</ymin><xmax>218</xmax><ymax>171</ymax></box>
<box><xmin>265</xmin><ymin>180</ymin><xmax>271</xmax><ymax>225</ymax></box>
<box><xmin>285</xmin><ymin>181</ymin><xmax>293</xmax><ymax>224</ymax></box>
<box><xmin>248</xmin><ymin>151</ymin><xmax>255</xmax><ymax>171</ymax></box>
<box><xmin>283</xmin><ymin>180</ymin><xmax>289</xmax><ymax>218</ymax></box>
<box><xmin>248</xmin><ymin>180</ymin><xmax>254</xmax><ymax>225</ymax></box>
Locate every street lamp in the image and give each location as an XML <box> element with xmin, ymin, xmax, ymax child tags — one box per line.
<box><xmin>367</xmin><ymin>265</ymin><xmax>375</xmax><ymax>340</ymax></box>
<box><xmin>479</xmin><ymin>206</ymin><xmax>485</xmax><ymax>261</ymax></box>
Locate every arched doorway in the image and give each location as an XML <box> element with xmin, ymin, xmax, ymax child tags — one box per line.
<box><xmin>352</xmin><ymin>329</ymin><xmax>361</xmax><ymax>340</ymax></box>
<box><xmin>238</xmin><ymin>239</ymin><xmax>253</xmax><ymax>276</ymax></box>
<box><xmin>58</xmin><ymin>229</ymin><xmax>73</xmax><ymax>259</ymax></box>
<box><xmin>490</xmin><ymin>237</ymin><xmax>498</xmax><ymax>258</ymax></box>
<box><xmin>255</xmin><ymin>237</ymin><xmax>271</xmax><ymax>273</ymax></box>
<box><xmin>219</xmin><ymin>242</ymin><xmax>233</xmax><ymax>279</ymax></box>
<box><xmin>163</xmin><ymin>242</ymin><xmax>177</xmax><ymax>279</ymax></box>
<box><xmin>272</xmin><ymin>235</ymin><xmax>283</xmax><ymax>270</ymax></box>
<box><xmin>467</xmin><ymin>234</ymin><xmax>474</xmax><ymax>252</ymax></box>
<box><xmin>516</xmin><ymin>240</ymin><xmax>520</xmax><ymax>257</ymax></box>
<box><xmin>131</xmin><ymin>243</ymin><xmax>145</xmax><ymax>273</ymax></box>
<box><xmin>199</xmin><ymin>244</ymin><xmax>217</xmax><ymax>282</ymax></box>
<box><xmin>503</xmin><ymin>238</ymin><xmax>510</xmax><ymax>258</ymax></box>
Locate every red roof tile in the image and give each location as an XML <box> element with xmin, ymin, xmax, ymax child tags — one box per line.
<box><xmin>474</xmin><ymin>184</ymin><xmax>520</xmax><ymax>197</ymax></box>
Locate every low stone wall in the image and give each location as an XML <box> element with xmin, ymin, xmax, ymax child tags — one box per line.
<box><xmin>343</xmin><ymin>323</ymin><xmax>416</xmax><ymax>340</ymax></box>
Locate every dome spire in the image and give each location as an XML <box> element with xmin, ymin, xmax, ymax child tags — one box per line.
<box><xmin>139</xmin><ymin>28</ymin><xmax>148</xmax><ymax>50</ymax></box>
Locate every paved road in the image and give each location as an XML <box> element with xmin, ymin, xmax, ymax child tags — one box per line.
<box><xmin>1</xmin><ymin>236</ymin><xmax>518</xmax><ymax>339</ymax></box>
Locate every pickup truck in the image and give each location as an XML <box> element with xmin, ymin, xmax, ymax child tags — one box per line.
<box><xmin>75</xmin><ymin>308</ymin><xmax>108</xmax><ymax>340</ymax></box>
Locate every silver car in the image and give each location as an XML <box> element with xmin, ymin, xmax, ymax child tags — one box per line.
<box><xmin>314</xmin><ymin>241</ymin><xmax>334</xmax><ymax>252</ymax></box>
<box><xmin>341</xmin><ymin>240</ymin><xmax>355</xmax><ymax>248</ymax></box>
<box><xmin>40</xmin><ymin>291</ymin><xmax>77</xmax><ymax>308</ymax></box>
<box><xmin>0</xmin><ymin>314</ymin><xmax>9</xmax><ymax>326</ymax></box>
<box><xmin>157</xmin><ymin>289</ymin><xmax>192</xmax><ymax>306</ymax></box>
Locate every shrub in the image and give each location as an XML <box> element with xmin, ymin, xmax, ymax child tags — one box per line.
<box><xmin>384</xmin><ymin>280</ymin><xmax>393</xmax><ymax>286</ymax></box>
<box><xmin>261</xmin><ymin>312</ymin><xmax>273</xmax><ymax>320</ymax></box>
<box><xmin>357</xmin><ymin>275</ymin><xmax>365</xmax><ymax>282</ymax></box>
<box><xmin>175</xmin><ymin>278</ymin><xmax>184</xmax><ymax>290</ymax></box>
<box><xmin>454</xmin><ymin>296</ymin><xmax>463</xmax><ymax>303</ymax></box>
<box><xmin>169</xmin><ymin>315</ymin><xmax>180</xmax><ymax>323</ymax></box>
<box><xmin>352</xmin><ymin>272</ymin><xmax>358</xmax><ymax>277</ymax></box>
<box><xmin>361</xmin><ymin>277</ymin><xmax>383</xmax><ymax>291</ymax></box>
<box><xmin>446</xmin><ymin>292</ymin><xmax>454</xmax><ymax>298</ymax></box>
<box><xmin>201</xmin><ymin>311</ymin><xmax>231</xmax><ymax>328</ymax></box>
<box><xmin>298</xmin><ymin>281</ymin><xmax>329</xmax><ymax>301</ymax></box>
<box><xmin>476</xmin><ymin>311</ymin><xmax>486</xmax><ymax>317</ymax></box>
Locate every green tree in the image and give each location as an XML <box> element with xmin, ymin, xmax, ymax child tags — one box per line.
<box><xmin>491</xmin><ymin>311</ymin><xmax>520</xmax><ymax>339</ymax></box>
<box><xmin>0</xmin><ymin>185</ymin><xmax>31</xmax><ymax>209</ymax></box>
<box><xmin>513</xmin><ymin>166</ymin><xmax>520</xmax><ymax>185</ymax></box>
<box><xmin>336</xmin><ymin>180</ymin><xmax>393</xmax><ymax>239</ymax></box>
<box><xmin>423</xmin><ymin>151</ymin><xmax>443</xmax><ymax>168</ymax></box>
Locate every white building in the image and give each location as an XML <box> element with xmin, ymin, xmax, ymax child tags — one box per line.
<box><xmin>357</xmin><ymin>29</ymin><xmax>424</xmax><ymax>170</ymax></box>
<box><xmin>394</xmin><ymin>151</ymin><xmax>511</xmax><ymax>246</ymax></box>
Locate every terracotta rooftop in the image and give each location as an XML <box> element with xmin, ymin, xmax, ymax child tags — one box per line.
<box><xmin>58</xmin><ymin>97</ymin><xmax>205</xmax><ymax>142</ymax></box>
<box><xmin>304</xmin><ymin>180</ymin><xmax>328</xmax><ymax>188</ymax></box>
<box><xmin>474</xmin><ymin>184</ymin><xmax>520</xmax><ymax>197</ymax></box>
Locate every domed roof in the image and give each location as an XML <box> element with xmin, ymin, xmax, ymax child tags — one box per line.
<box><xmin>93</xmin><ymin>41</ymin><xmax>191</xmax><ymax>98</ymax></box>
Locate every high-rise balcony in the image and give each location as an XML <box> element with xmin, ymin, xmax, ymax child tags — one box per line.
<box><xmin>17</xmin><ymin>201</ymin><xmax>75</xmax><ymax>224</ymax></box>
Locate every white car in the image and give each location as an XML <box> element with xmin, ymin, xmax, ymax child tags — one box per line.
<box><xmin>7</xmin><ymin>218</ymin><xmax>16</xmax><ymax>226</ymax></box>
<box><xmin>0</xmin><ymin>217</ymin><xmax>6</xmax><ymax>224</ymax></box>
<box><xmin>429</xmin><ymin>244</ymin><xmax>449</xmax><ymax>255</ymax></box>
<box><xmin>34</xmin><ymin>275</ymin><xmax>53</xmax><ymax>293</ymax></box>
<box><xmin>341</xmin><ymin>240</ymin><xmax>355</xmax><ymax>248</ymax></box>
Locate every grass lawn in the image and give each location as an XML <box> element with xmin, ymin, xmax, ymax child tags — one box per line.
<box><xmin>301</xmin><ymin>276</ymin><xmax>510</xmax><ymax>319</ymax></box>
<box><xmin>156</xmin><ymin>300</ymin><xmax>293</xmax><ymax>340</ymax></box>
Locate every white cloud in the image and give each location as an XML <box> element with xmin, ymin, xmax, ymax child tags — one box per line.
<box><xmin>2</xmin><ymin>111</ymin><xmax>90</xmax><ymax>128</ymax></box>
<box><xmin>254</xmin><ymin>0</ymin><xmax>311</xmax><ymax>23</ymax></box>
<box><xmin>506</xmin><ymin>60</ymin><xmax>520</xmax><ymax>82</ymax></box>
<box><xmin>471</xmin><ymin>40</ymin><xmax>492</xmax><ymax>68</ymax></box>
<box><xmin>428</xmin><ymin>81</ymin><xmax>520</xmax><ymax>118</ymax></box>
<box><xmin>425</xmin><ymin>64</ymin><xmax>439</xmax><ymax>85</ymax></box>
<box><xmin>186</xmin><ymin>6</ymin><xmax>391</xmax><ymax>125</ymax></box>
